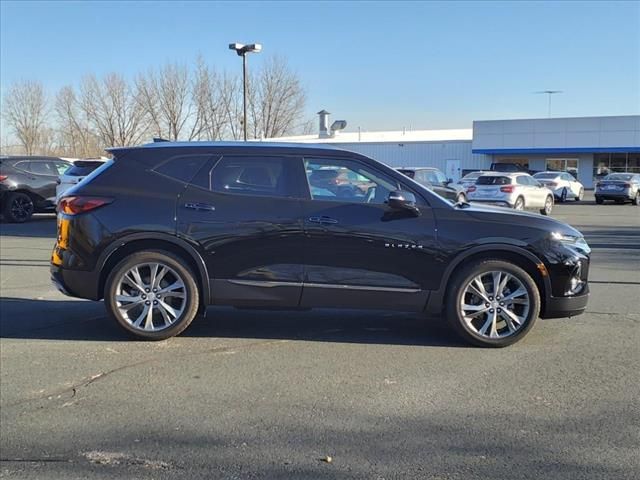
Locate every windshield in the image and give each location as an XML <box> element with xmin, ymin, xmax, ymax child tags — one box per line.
<box><xmin>534</xmin><ymin>173</ymin><xmax>560</xmax><ymax>179</ymax></box>
<box><xmin>476</xmin><ymin>176</ymin><xmax>511</xmax><ymax>185</ymax></box>
<box><xmin>462</xmin><ymin>172</ymin><xmax>483</xmax><ymax>180</ymax></box>
<box><xmin>604</xmin><ymin>173</ymin><xmax>633</xmax><ymax>181</ymax></box>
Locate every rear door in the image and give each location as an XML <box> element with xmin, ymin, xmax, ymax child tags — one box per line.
<box><xmin>26</xmin><ymin>161</ymin><xmax>59</xmax><ymax>202</ymax></box>
<box><xmin>178</xmin><ymin>154</ymin><xmax>306</xmax><ymax>307</ymax></box>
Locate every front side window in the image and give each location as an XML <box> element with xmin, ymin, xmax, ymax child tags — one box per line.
<box><xmin>304</xmin><ymin>158</ymin><xmax>398</xmax><ymax>204</ymax></box>
<box><xmin>52</xmin><ymin>162</ymin><xmax>71</xmax><ymax>175</ymax></box>
<box><xmin>209</xmin><ymin>156</ymin><xmax>294</xmax><ymax>198</ymax></box>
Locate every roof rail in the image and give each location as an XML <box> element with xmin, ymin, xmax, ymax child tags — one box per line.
<box><xmin>153</xmin><ymin>137</ymin><xmax>170</xmax><ymax>143</ymax></box>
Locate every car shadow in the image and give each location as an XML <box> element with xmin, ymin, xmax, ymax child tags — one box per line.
<box><xmin>0</xmin><ymin>297</ymin><xmax>468</xmax><ymax>348</ymax></box>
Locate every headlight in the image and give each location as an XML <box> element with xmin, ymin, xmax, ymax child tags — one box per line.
<box><xmin>551</xmin><ymin>232</ymin><xmax>591</xmax><ymax>254</ymax></box>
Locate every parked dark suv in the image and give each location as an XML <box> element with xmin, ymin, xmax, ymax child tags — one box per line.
<box><xmin>0</xmin><ymin>156</ymin><xmax>72</xmax><ymax>222</ymax></box>
<box><xmin>51</xmin><ymin>142</ymin><xmax>591</xmax><ymax>347</ymax></box>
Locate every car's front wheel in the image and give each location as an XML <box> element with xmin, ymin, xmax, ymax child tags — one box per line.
<box><xmin>575</xmin><ymin>188</ymin><xmax>584</xmax><ymax>202</ymax></box>
<box><xmin>446</xmin><ymin>259</ymin><xmax>541</xmax><ymax>347</ymax></box>
<box><xmin>513</xmin><ymin>197</ymin><xmax>525</xmax><ymax>210</ymax></box>
<box><xmin>104</xmin><ymin>250</ymin><xmax>200</xmax><ymax>340</ymax></box>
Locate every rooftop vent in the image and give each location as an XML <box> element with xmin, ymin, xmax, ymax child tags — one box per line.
<box><xmin>317</xmin><ymin>110</ymin><xmax>347</xmax><ymax>138</ymax></box>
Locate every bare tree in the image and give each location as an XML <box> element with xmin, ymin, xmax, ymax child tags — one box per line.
<box><xmin>1</xmin><ymin>80</ymin><xmax>49</xmax><ymax>155</ymax></box>
<box><xmin>80</xmin><ymin>73</ymin><xmax>148</xmax><ymax>148</ymax></box>
<box><xmin>55</xmin><ymin>85</ymin><xmax>101</xmax><ymax>157</ymax></box>
<box><xmin>190</xmin><ymin>58</ymin><xmax>228</xmax><ymax>140</ymax></box>
<box><xmin>136</xmin><ymin>63</ymin><xmax>193</xmax><ymax>141</ymax></box>
<box><xmin>247</xmin><ymin>57</ymin><xmax>307</xmax><ymax>139</ymax></box>
<box><xmin>219</xmin><ymin>72</ymin><xmax>244</xmax><ymax>140</ymax></box>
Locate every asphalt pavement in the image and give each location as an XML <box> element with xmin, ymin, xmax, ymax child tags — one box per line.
<box><xmin>1</xmin><ymin>195</ymin><xmax>639</xmax><ymax>479</ymax></box>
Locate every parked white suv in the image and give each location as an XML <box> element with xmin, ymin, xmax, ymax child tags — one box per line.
<box><xmin>467</xmin><ymin>172</ymin><xmax>555</xmax><ymax>215</ymax></box>
<box><xmin>533</xmin><ymin>171</ymin><xmax>584</xmax><ymax>202</ymax></box>
<box><xmin>56</xmin><ymin>159</ymin><xmax>107</xmax><ymax>202</ymax></box>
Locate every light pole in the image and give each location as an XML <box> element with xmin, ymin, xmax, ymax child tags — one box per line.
<box><xmin>535</xmin><ymin>90</ymin><xmax>563</xmax><ymax>117</ymax></box>
<box><xmin>229</xmin><ymin>42</ymin><xmax>262</xmax><ymax>141</ymax></box>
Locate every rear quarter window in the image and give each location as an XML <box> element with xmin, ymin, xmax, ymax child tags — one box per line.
<box><xmin>155</xmin><ymin>155</ymin><xmax>211</xmax><ymax>183</ymax></box>
<box><xmin>66</xmin><ymin>161</ymin><xmax>104</xmax><ymax>177</ymax></box>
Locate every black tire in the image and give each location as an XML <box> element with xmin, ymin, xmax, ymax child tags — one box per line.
<box><xmin>513</xmin><ymin>196</ymin><xmax>525</xmax><ymax>211</ymax></box>
<box><xmin>615</xmin><ymin>198</ymin><xmax>625</xmax><ymax>204</ymax></box>
<box><xmin>633</xmin><ymin>192</ymin><xmax>640</xmax><ymax>206</ymax></box>
<box><xmin>3</xmin><ymin>192</ymin><xmax>34</xmax><ymax>223</ymax></box>
<box><xmin>445</xmin><ymin>259</ymin><xmax>540</xmax><ymax>347</ymax></box>
<box><xmin>104</xmin><ymin>250</ymin><xmax>200</xmax><ymax>340</ymax></box>
<box><xmin>595</xmin><ymin>196</ymin><xmax>604</xmax><ymax>205</ymax></box>
<box><xmin>540</xmin><ymin>195</ymin><xmax>553</xmax><ymax>216</ymax></box>
<box><xmin>575</xmin><ymin>188</ymin><xmax>583</xmax><ymax>202</ymax></box>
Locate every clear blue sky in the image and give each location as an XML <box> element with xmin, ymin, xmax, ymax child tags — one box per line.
<box><xmin>1</xmin><ymin>0</ymin><xmax>639</xmax><ymax>131</ymax></box>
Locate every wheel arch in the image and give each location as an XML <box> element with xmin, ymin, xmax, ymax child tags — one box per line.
<box><xmin>425</xmin><ymin>244</ymin><xmax>551</xmax><ymax>317</ymax></box>
<box><xmin>97</xmin><ymin>233</ymin><xmax>210</xmax><ymax>311</ymax></box>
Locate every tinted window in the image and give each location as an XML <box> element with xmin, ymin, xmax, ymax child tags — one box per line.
<box><xmin>305</xmin><ymin>157</ymin><xmax>398</xmax><ymax>204</ymax></box>
<box><xmin>435</xmin><ymin>171</ymin><xmax>448</xmax><ymax>184</ymax></box>
<box><xmin>397</xmin><ymin>169</ymin><xmax>415</xmax><ymax>179</ymax></box>
<box><xmin>29</xmin><ymin>161</ymin><xmax>55</xmax><ymax>175</ymax></box>
<box><xmin>13</xmin><ymin>161</ymin><xmax>30</xmax><ymax>172</ymax></box>
<box><xmin>477</xmin><ymin>176</ymin><xmax>510</xmax><ymax>186</ymax></box>
<box><xmin>425</xmin><ymin>171</ymin><xmax>440</xmax><ymax>184</ymax></box>
<box><xmin>156</xmin><ymin>155</ymin><xmax>210</xmax><ymax>183</ymax></box>
<box><xmin>65</xmin><ymin>161</ymin><xmax>105</xmax><ymax>177</ymax></box>
<box><xmin>210</xmin><ymin>156</ymin><xmax>293</xmax><ymax>197</ymax></box>
<box><xmin>604</xmin><ymin>173</ymin><xmax>633</xmax><ymax>181</ymax></box>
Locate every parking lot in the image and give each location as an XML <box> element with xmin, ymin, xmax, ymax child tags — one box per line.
<box><xmin>1</xmin><ymin>194</ymin><xmax>638</xmax><ymax>479</ymax></box>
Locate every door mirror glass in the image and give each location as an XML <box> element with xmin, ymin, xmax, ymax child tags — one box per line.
<box><xmin>387</xmin><ymin>190</ymin><xmax>419</xmax><ymax>214</ymax></box>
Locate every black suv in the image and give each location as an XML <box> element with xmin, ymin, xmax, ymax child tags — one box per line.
<box><xmin>0</xmin><ymin>156</ymin><xmax>72</xmax><ymax>222</ymax></box>
<box><xmin>51</xmin><ymin>142</ymin><xmax>591</xmax><ymax>347</ymax></box>
<box><xmin>396</xmin><ymin>167</ymin><xmax>467</xmax><ymax>203</ymax></box>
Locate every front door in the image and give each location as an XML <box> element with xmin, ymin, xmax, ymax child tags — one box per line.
<box><xmin>298</xmin><ymin>156</ymin><xmax>438</xmax><ymax>312</ymax></box>
<box><xmin>178</xmin><ymin>154</ymin><xmax>307</xmax><ymax>307</ymax></box>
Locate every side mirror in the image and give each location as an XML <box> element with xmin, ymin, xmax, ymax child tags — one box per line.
<box><xmin>445</xmin><ymin>178</ymin><xmax>453</xmax><ymax>185</ymax></box>
<box><xmin>387</xmin><ymin>190</ymin><xmax>420</xmax><ymax>215</ymax></box>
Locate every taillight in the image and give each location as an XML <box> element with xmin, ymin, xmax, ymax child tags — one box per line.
<box><xmin>500</xmin><ymin>185</ymin><xmax>515</xmax><ymax>193</ymax></box>
<box><xmin>0</xmin><ymin>175</ymin><xmax>7</xmax><ymax>182</ymax></box>
<box><xmin>549</xmin><ymin>182</ymin><xmax>558</xmax><ymax>188</ymax></box>
<box><xmin>623</xmin><ymin>183</ymin><xmax>631</xmax><ymax>188</ymax></box>
<box><xmin>467</xmin><ymin>186</ymin><xmax>477</xmax><ymax>192</ymax></box>
<box><xmin>58</xmin><ymin>196</ymin><xmax>112</xmax><ymax>215</ymax></box>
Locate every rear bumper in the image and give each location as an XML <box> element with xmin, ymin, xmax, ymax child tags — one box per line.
<box><xmin>542</xmin><ymin>290</ymin><xmax>589</xmax><ymax>319</ymax></box>
<box><xmin>468</xmin><ymin>199</ymin><xmax>513</xmax><ymax>208</ymax></box>
<box><xmin>595</xmin><ymin>191</ymin><xmax>633</xmax><ymax>200</ymax></box>
<box><xmin>51</xmin><ymin>264</ymin><xmax>101</xmax><ymax>300</ymax></box>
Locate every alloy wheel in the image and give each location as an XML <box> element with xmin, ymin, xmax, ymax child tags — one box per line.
<box><xmin>114</xmin><ymin>262</ymin><xmax>187</xmax><ymax>332</ymax></box>
<box><xmin>543</xmin><ymin>196</ymin><xmax>553</xmax><ymax>215</ymax></box>
<box><xmin>10</xmin><ymin>195</ymin><xmax>34</xmax><ymax>222</ymax></box>
<box><xmin>459</xmin><ymin>270</ymin><xmax>530</xmax><ymax>339</ymax></box>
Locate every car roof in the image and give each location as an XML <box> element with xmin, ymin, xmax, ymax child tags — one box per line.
<box><xmin>0</xmin><ymin>155</ymin><xmax>66</xmax><ymax>162</ymax></box>
<box><xmin>478</xmin><ymin>172</ymin><xmax>530</xmax><ymax>177</ymax></box>
<box><xmin>107</xmin><ymin>141</ymin><xmax>347</xmax><ymax>155</ymax></box>
<box><xmin>534</xmin><ymin>171</ymin><xmax>563</xmax><ymax>175</ymax></box>
<box><xmin>397</xmin><ymin>167</ymin><xmax>438</xmax><ymax>171</ymax></box>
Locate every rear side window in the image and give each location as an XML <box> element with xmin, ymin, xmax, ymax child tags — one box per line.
<box><xmin>29</xmin><ymin>161</ymin><xmax>55</xmax><ymax>175</ymax></box>
<box><xmin>155</xmin><ymin>155</ymin><xmax>210</xmax><ymax>183</ymax></box>
<box><xmin>397</xmin><ymin>169</ymin><xmax>416</xmax><ymax>179</ymax></box>
<box><xmin>477</xmin><ymin>176</ymin><xmax>510</xmax><ymax>186</ymax></box>
<box><xmin>209</xmin><ymin>156</ymin><xmax>293</xmax><ymax>198</ymax></box>
<box><xmin>516</xmin><ymin>176</ymin><xmax>529</xmax><ymax>185</ymax></box>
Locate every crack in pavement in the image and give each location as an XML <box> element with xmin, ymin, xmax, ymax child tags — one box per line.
<box><xmin>2</xmin><ymin>338</ymin><xmax>290</xmax><ymax>409</ymax></box>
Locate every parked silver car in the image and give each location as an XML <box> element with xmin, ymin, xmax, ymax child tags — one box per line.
<box><xmin>594</xmin><ymin>173</ymin><xmax>640</xmax><ymax>205</ymax></box>
<box><xmin>466</xmin><ymin>172</ymin><xmax>554</xmax><ymax>215</ymax></box>
<box><xmin>533</xmin><ymin>171</ymin><xmax>584</xmax><ymax>202</ymax></box>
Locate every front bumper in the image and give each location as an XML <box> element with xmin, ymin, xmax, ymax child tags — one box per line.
<box><xmin>542</xmin><ymin>289</ymin><xmax>589</xmax><ymax>319</ymax></box>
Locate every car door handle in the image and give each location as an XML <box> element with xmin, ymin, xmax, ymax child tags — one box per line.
<box><xmin>184</xmin><ymin>202</ymin><xmax>216</xmax><ymax>212</ymax></box>
<box><xmin>308</xmin><ymin>216</ymin><xmax>338</xmax><ymax>224</ymax></box>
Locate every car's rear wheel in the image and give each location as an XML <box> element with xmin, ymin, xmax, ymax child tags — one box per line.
<box><xmin>446</xmin><ymin>259</ymin><xmax>540</xmax><ymax>347</ymax></box>
<box><xmin>575</xmin><ymin>188</ymin><xmax>584</xmax><ymax>202</ymax></box>
<box><xmin>104</xmin><ymin>250</ymin><xmax>200</xmax><ymax>340</ymax></box>
<box><xmin>514</xmin><ymin>197</ymin><xmax>525</xmax><ymax>210</ymax></box>
<box><xmin>595</xmin><ymin>196</ymin><xmax>604</xmax><ymax>204</ymax></box>
<box><xmin>3</xmin><ymin>192</ymin><xmax>34</xmax><ymax>223</ymax></box>
<box><xmin>540</xmin><ymin>195</ymin><xmax>553</xmax><ymax>215</ymax></box>
<box><xmin>633</xmin><ymin>192</ymin><xmax>640</xmax><ymax>206</ymax></box>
